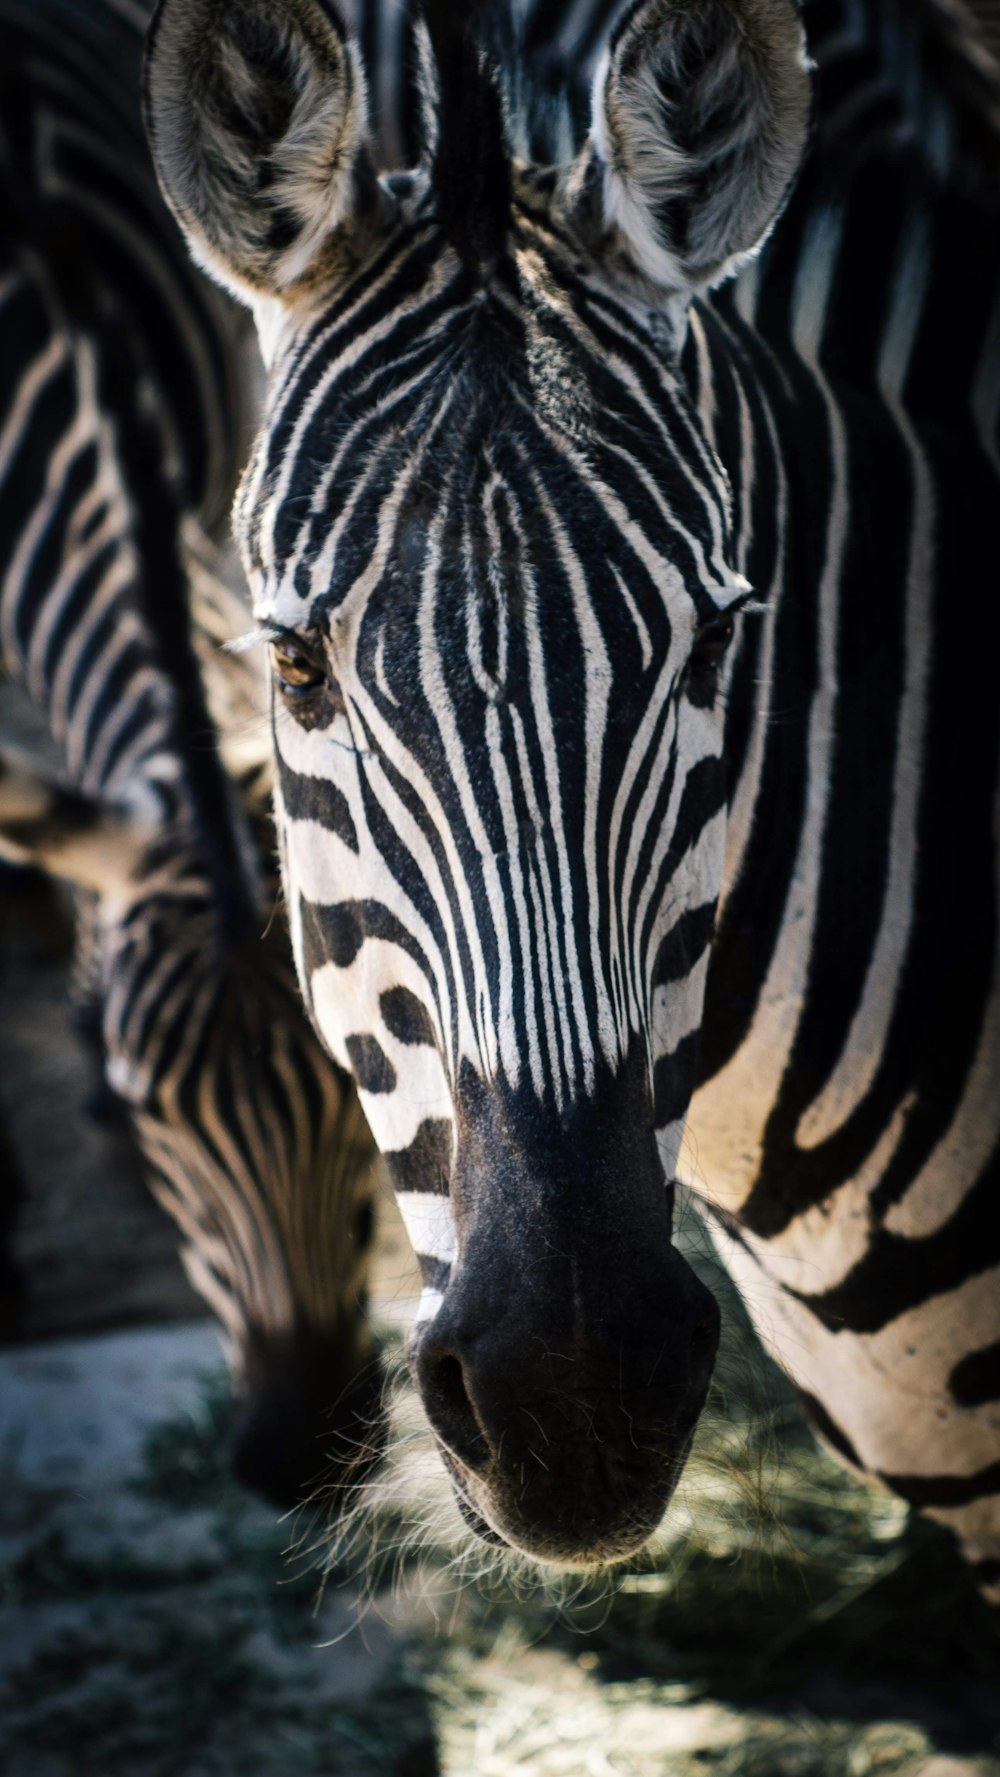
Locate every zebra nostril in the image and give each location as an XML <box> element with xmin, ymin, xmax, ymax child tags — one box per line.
<box><xmin>419</xmin><ymin>1349</ymin><xmax>492</xmax><ymax>1474</ymax></box>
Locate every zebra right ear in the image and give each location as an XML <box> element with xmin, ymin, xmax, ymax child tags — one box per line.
<box><xmin>573</xmin><ymin>0</ymin><xmax>810</xmax><ymax>299</ymax></box>
<box><xmin>144</xmin><ymin>0</ymin><xmax>375</xmax><ymax>303</ymax></box>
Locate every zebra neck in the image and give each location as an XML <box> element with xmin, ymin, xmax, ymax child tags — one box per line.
<box><xmin>0</xmin><ymin>258</ymin><xmax>192</xmax><ymax>827</ymax></box>
<box><xmin>687</xmin><ymin>167</ymin><xmax>1000</xmax><ymax>1155</ymax></box>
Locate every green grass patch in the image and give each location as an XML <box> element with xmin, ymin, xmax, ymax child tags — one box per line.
<box><xmin>132</xmin><ymin>1364</ymin><xmax>240</xmax><ymax>1511</ymax></box>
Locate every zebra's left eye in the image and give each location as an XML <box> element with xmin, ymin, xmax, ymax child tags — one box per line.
<box><xmin>270</xmin><ymin>638</ymin><xmax>327</xmax><ymax>701</ymax></box>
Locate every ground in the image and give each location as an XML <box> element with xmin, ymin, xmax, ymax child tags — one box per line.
<box><xmin>1</xmin><ymin>792</ymin><xmax>999</xmax><ymax>1776</ymax></box>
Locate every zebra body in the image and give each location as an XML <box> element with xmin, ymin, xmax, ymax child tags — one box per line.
<box><xmin>147</xmin><ymin>0</ymin><xmax>1000</xmax><ymax>1579</ymax></box>
<box><xmin>0</xmin><ymin>0</ymin><xmax>381</xmax><ymax>1507</ymax></box>
<box><xmin>679</xmin><ymin>0</ymin><xmax>1000</xmax><ymax>1590</ymax></box>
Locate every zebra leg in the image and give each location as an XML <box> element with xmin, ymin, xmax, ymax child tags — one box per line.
<box><xmin>65</xmin><ymin>894</ymin><xmax>132</xmax><ymax>1129</ymax></box>
<box><xmin>696</xmin><ymin>1198</ymin><xmax>1000</xmax><ymax>1603</ymax></box>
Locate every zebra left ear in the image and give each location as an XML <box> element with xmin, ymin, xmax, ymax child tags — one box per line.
<box><xmin>144</xmin><ymin>0</ymin><xmax>376</xmax><ymax>303</ymax></box>
<box><xmin>573</xmin><ymin>0</ymin><xmax>810</xmax><ymax>298</ymax></box>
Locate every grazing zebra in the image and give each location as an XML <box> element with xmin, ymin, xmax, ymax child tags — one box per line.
<box><xmin>0</xmin><ymin>0</ymin><xmax>383</xmax><ymax>1508</ymax></box>
<box><xmin>146</xmin><ymin>0</ymin><xmax>1000</xmax><ymax>1588</ymax></box>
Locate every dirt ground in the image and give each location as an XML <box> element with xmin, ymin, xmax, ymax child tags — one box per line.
<box><xmin>1</xmin><ymin>808</ymin><xmax>999</xmax><ymax>1776</ymax></box>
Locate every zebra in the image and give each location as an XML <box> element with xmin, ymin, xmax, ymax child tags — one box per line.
<box><xmin>145</xmin><ymin>0</ymin><xmax>1000</xmax><ymax>1588</ymax></box>
<box><xmin>0</xmin><ymin>0</ymin><xmax>385</xmax><ymax>1509</ymax></box>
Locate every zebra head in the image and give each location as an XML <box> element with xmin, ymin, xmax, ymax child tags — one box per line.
<box><xmin>100</xmin><ymin>815</ymin><xmax>384</xmax><ymax>1515</ymax></box>
<box><xmin>146</xmin><ymin>0</ymin><xmax>809</xmax><ymax>1565</ymax></box>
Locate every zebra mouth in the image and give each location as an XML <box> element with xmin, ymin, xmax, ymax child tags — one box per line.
<box><xmin>434</xmin><ymin>1444</ymin><xmax>508</xmax><ymax>1547</ymax></box>
<box><xmin>432</xmin><ymin>1434</ymin><xmax>681</xmax><ymax>1569</ymax></box>
<box><xmin>452</xmin><ymin>1477</ymin><xmax>510</xmax><ymax>1548</ymax></box>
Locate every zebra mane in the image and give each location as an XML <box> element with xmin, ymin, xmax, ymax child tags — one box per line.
<box><xmin>97</xmin><ymin>345</ymin><xmax>263</xmax><ymax>949</ymax></box>
<box><xmin>0</xmin><ymin>94</ymin><xmax>261</xmax><ymax>949</ymax></box>
<box><xmin>418</xmin><ymin>0</ymin><xmax>513</xmax><ymax>266</ymax></box>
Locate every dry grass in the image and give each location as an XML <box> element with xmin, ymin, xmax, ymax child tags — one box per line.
<box><xmin>6</xmin><ymin>1234</ymin><xmax>998</xmax><ymax>1776</ymax></box>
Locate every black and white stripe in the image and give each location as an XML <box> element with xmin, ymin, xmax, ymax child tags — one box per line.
<box><xmin>687</xmin><ymin>0</ymin><xmax>1000</xmax><ymax>1598</ymax></box>
<box><xmin>148</xmin><ymin>0</ymin><xmax>1000</xmax><ymax>1580</ymax></box>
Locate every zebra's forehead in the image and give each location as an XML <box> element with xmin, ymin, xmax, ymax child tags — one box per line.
<box><xmin>245</xmin><ymin>437</ymin><xmax>747</xmax><ymax>656</ymax></box>
<box><xmin>237</xmin><ymin>229</ymin><xmax>746</xmax><ymax>626</ymax></box>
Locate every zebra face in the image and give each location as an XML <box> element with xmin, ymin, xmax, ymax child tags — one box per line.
<box><xmin>147</xmin><ymin>0</ymin><xmax>808</xmax><ymax>1562</ymax></box>
<box><xmin>248</xmin><ymin>235</ymin><xmax>742</xmax><ymax>1561</ymax></box>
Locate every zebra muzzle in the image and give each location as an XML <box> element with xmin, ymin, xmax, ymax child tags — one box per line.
<box><xmin>410</xmin><ymin>1231</ymin><xmax>720</xmax><ymax>1567</ymax></box>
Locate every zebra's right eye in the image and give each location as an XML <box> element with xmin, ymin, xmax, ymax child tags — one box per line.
<box><xmin>690</xmin><ymin>612</ymin><xmax>736</xmax><ymax>672</ymax></box>
<box><xmin>270</xmin><ymin>638</ymin><xmax>327</xmax><ymax>702</ymax></box>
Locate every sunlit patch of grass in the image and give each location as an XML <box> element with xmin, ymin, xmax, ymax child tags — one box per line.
<box><xmin>421</xmin><ymin>1637</ymin><xmax>936</xmax><ymax>1777</ymax></box>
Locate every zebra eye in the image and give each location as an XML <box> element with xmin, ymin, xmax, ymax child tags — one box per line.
<box><xmin>270</xmin><ymin>638</ymin><xmax>327</xmax><ymax>701</ymax></box>
<box><xmin>684</xmin><ymin>611</ymin><xmax>737</xmax><ymax>708</ymax></box>
<box><xmin>691</xmin><ymin>612</ymin><xmax>736</xmax><ymax>672</ymax></box>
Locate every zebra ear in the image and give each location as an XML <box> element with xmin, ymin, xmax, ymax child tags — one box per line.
<box><xmin>577</xmin><ymin>0</ymin><xmax>810</xmax><ymax>296</ymax></box>
<box><xmin>144</xmin><ymin>0</ymin><xmax>374</xmax><ymax>302</ymax></box>
<box><xmin>0</xmin><ymin>750</ymin><xmax>152</xmax><ymax>897</ymax></box>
